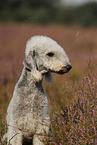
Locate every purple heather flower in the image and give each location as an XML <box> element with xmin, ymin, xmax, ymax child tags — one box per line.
<box><xmin>93</xmin><ymin>109</ymin><xmax>96</xmax><ymax>118</ymax></box>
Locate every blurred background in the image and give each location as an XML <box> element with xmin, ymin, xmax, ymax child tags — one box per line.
<box><xmin>0</xmin><ymin>0</ymin><xmax>97</xmax><ymax>139</ymax></box>
<box><xmin>0</xmin><ymin>0</ymin><xmax>97</xmax><ymax>26</ymax></box>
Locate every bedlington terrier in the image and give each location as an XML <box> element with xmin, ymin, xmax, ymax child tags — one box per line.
<box><xmin>4</xmin><ymin>36</ymin><xmax>72</xmax><ymax>145</ymax></box>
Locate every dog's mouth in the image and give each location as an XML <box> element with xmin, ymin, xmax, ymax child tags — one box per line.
<box><xmin>51</xmin><ymin>65</ymin><xmax>72</xmax><ymax>75</ymax></box>
<box><xmin>40</xmin><ymin>65</ymin><xmax>72</xmax><ymax>75</ymax></box>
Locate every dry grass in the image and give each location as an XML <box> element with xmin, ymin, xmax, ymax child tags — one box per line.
<box><xmin>0</xmin><ymin>23</ymin><xmax>97</xmax><ymax>144</ymax></box>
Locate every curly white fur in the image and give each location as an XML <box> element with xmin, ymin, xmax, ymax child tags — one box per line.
<box><xmin>4</xmin><ymin>36</ymin><xmax>71</xmax><ymax>145</ymax></box>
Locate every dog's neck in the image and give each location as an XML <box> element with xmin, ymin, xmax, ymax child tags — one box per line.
<box><xmin>17</xmin><ymin>68</ymin><xmax>43</xmax><ymax>89</ymax></box>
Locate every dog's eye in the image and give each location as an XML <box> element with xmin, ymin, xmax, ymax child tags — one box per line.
<box><xmin>46</xmin><ymin>52</ymin><xmax>54</xmax><ymax>57</ymax></box>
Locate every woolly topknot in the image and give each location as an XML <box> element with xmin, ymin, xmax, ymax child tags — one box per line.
<box><xmin>25</xmin><ymin>35</ymin><xmax>58</xmax><ymax>57</ymax></box>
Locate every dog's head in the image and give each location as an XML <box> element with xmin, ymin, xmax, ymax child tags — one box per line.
<box><xmin>24</xmin><ymin>36</ymin><xmax>72</xmax><ymax>83</ymax></box>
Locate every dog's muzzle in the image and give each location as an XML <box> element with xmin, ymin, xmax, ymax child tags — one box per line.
<box><xmin>39</xmin><ymin>65</ymin><xmax>72</xmax><ymax>75</ymax></box>
<box><xmin>61</xmin><ymin>64</ymin><xmax>72</xmax><ymax>73</ymax></box>
<box><xmin>51</xmin><ymin>64</ymin><xmax>72</xmax><ymax>75</ymax></box>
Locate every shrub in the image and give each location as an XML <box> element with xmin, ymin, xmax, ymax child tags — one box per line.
<box><xmin>44</xmin><ymin>75</ymin><xmax>97</xmax><ymax>144</ymax></box>
<box><xmin>1</xmin><ymin>1</ymin><xmax>97</xmax><ymax>27</ymax></box>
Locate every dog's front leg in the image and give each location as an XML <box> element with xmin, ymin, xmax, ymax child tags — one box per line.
<box><xmin>7</xmin><ymin>129</ymin><xmax>23</xmax><ymax>145</ymax></box>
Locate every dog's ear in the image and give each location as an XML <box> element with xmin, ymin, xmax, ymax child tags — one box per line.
<box><xmin>23</xmin><ymin>50</ymin><xmax>36</xmax><ymax>71</ymax></box>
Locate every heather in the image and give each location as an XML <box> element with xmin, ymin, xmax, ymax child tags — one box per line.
<box><xmin>0</xmin><ymin>24</ymin><xmax>97</xmax><ymax>144</ymax></box>
<box><xmin>43</xmin><ymin>75</ymin><xmax>97</xmax><ymax>144</ymax></box>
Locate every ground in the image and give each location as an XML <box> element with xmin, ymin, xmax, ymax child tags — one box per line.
<box><xmin>0</xmin><ymin>23</ymin><xmax>97</xmax><ymax>144</ymax></box>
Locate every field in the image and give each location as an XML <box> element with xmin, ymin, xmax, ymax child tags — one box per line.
<box><xmin>0</xmin><ymin>23</ymin><xmax>97</xmax><ymax>144</ymax></box>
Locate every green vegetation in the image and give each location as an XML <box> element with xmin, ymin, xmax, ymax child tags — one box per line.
<box><xmin>0</xmin><ymin>0</ymin><xmax>59</xmax><ymax>23</ymax></box>
<box><xmin>0</xmin><ymin>1</ymin><xmax>97</xmax><ymax>27</ymax></box>
<box><xmin>56</xmin><ymin>2</ymin><xmax>97</xmax><ymax>27</ymax></box>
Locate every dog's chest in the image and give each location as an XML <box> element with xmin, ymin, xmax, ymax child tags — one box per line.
<box><xmin>19</xmin><ymin>85</ymin><xmax>49</xmax><ymax>115</ymax></box>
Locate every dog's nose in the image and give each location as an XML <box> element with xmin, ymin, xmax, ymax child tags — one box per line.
<box><xmin>66</xmin><ymin>64</ymin><xmax>72</xmax><ymax>72</ymax></box>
